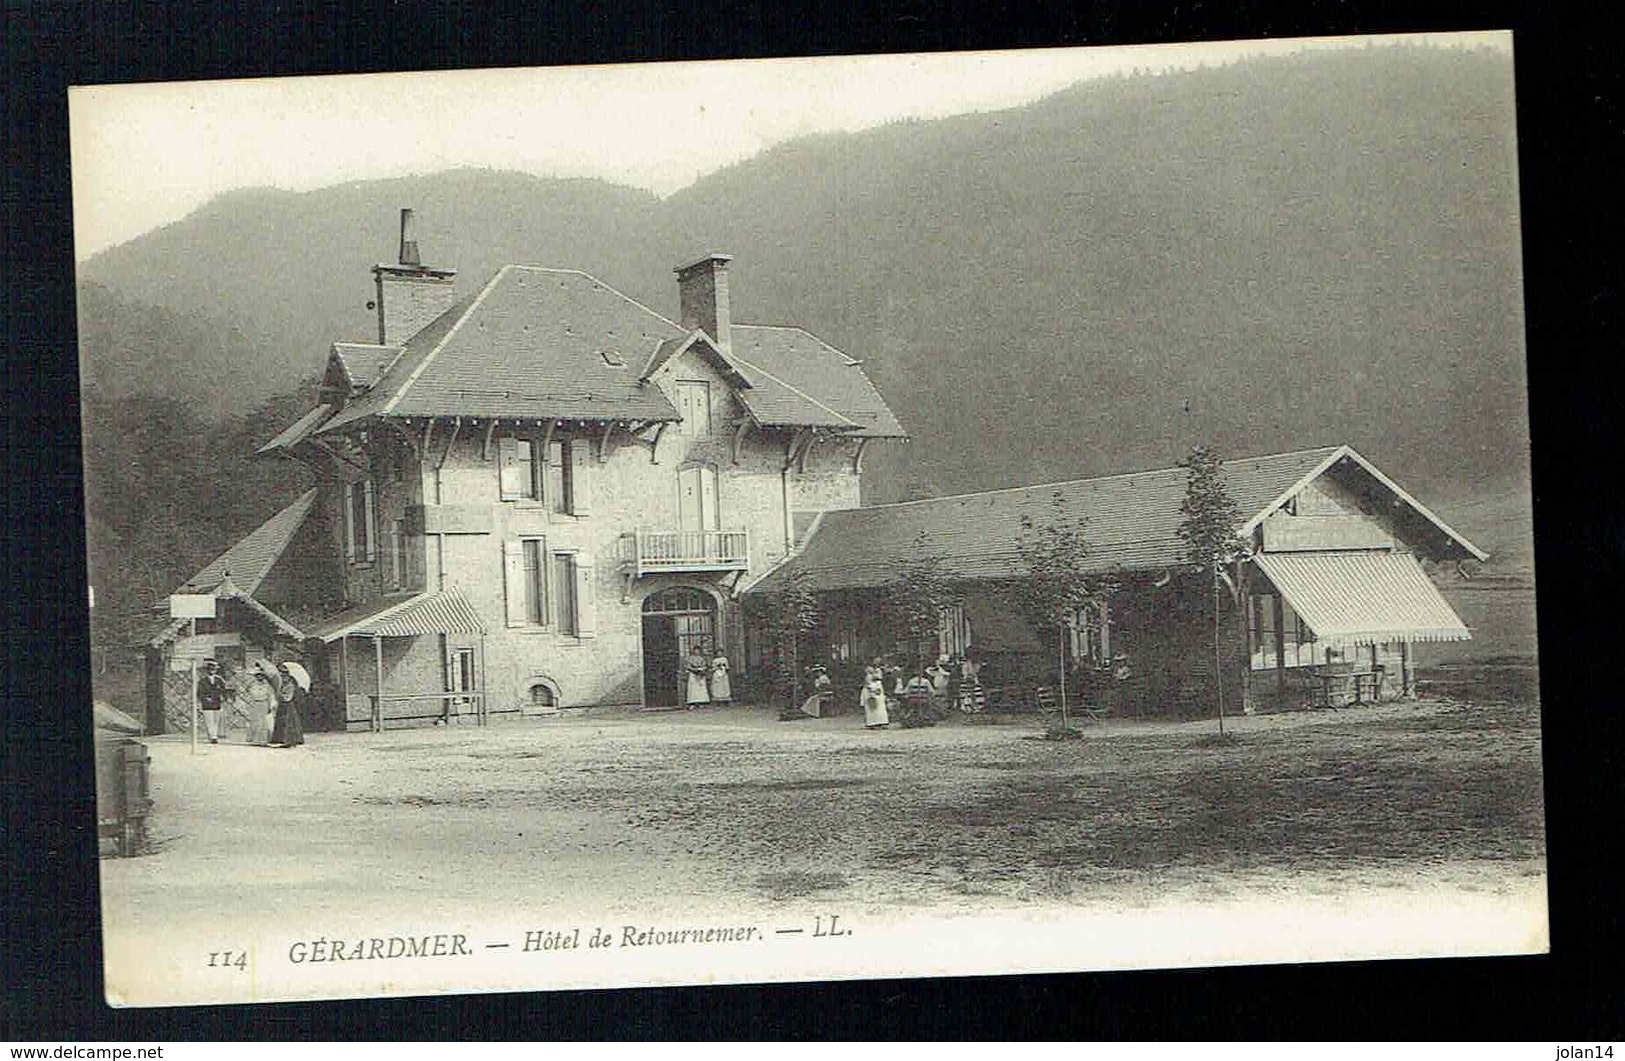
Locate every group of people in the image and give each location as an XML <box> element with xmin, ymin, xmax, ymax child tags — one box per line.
<box><xmin>682</xmin><ymin>645</ymin><xmax>732</xmax><ymax>708</ymax></box>
<box><xmin>194</xmin><ymin>657</ymin><xmax>308</xmax><ymax>748</ymax></box>
<box><xmin>857</xmin><ymin>653</ymin><xmax>981</xmax><ymax>729</ymax></box>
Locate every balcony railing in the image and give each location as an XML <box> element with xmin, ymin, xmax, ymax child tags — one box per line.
<box><xmin>629</xmin><ymin>529</ymin><xmax>750</xmax><ymax>578</ymax></box>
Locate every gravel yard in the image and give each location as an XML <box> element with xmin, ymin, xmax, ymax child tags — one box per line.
<box><xmin>98</xmin><ymin>692</ymin><xmax>1547</xmax><ymax>1003</ymax></box>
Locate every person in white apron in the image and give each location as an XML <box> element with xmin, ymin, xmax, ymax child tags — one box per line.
<box><xmin>238</xmin><ymin>660</ymin><xmax>279</xmax><ymax>745</ymax></box>
<box><xmin>860</xmin><ymin>658</ymin><xmax>890</xmax><ymax>729</ymax></box>
<box><xmin>684</xmin><ymin>647</ymin><xmax>711</xmax><ymax>708</ymax></box>
<box><xmin>709</xmin><ymin>650</ymin><xmax>732</xmax><ymax>704</ymax></box>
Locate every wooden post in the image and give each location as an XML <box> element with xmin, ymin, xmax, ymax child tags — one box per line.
<box><xmin>373</xmin><ymin>635</ymin><xmax>385</xmax><ymax>733</ymax></box>
<box><xmin>1057</xmin><ymin>625</ymin><xmax>1069</xmax><ymax>731</ymax></box>
<box><xmin>1236</xmin><ymin>560</ymin><xmax>1252</xmax><ymax>715</ymax></box>
<box><xmin>478</xmin><ymin>634</ymin><xmax>488</xmax><ymax>726</ymax></box>
<box><xmin>189</xmin><ymin>618</ymin><xmax>199</xmax><ymax>756</ymax></box>
<box><xmin>1273</xmin><ymin>595</ymin><xmax>1287</xmax><ymax>700</ymax></box>
<box><xmin>1400</xmin><ymin>640</ymin><xmax>1414</xmax><ymax>698</ymax></box>
<box><xmin>1213</xmin><ymin>571</ymin><xmax>1224</xmax><ymax>736</ymax></box>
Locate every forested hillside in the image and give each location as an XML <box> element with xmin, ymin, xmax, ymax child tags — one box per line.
<box><xmin>78</xmin><ymin>43</ymin><xmax>1533</xmax><ymax>672</ymax></box>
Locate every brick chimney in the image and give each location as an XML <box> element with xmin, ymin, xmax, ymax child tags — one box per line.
<box><xmin>372</xmin><ymin>208</ymin><xmax>457</xmax><ymax>344</ymax></box>
<box><xmin>675</xmin><ymin>254</ymin><xmax>733</xmax><ymax>354</ymax></box>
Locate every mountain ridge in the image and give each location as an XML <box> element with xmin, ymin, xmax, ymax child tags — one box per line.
<box><xmin>77</xmin><ymin>43</ymin><xmax>1531</xmax><ymax>561</ymax></box>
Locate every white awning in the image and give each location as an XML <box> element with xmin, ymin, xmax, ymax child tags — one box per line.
<box><xmin>311</xmin><ymin>590</ymin><xmax>485</xmax><ymax>642</ymax></box>
<box><xmin>1253</xmin><ymin>551</ymin><xmax>1470</xmax><ymax>646</ymax></box>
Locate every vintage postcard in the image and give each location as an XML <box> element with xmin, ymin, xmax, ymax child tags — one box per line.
<box><xmin>73</xmin><ymin>33</ymin><xmax>1543</xmax><ymax>1007</ymax></box>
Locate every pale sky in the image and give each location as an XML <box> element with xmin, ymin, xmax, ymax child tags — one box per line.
<box><xmin>69</xmin><ymin>31</ymin><xmax>1508</xmax><ymax>259</ymax></box>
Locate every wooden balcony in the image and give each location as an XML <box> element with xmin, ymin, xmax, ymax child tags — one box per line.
<box><xmin>628</xmin><ymin>529</ymin><xmax>750</xmax><ymax>578</ymax></box>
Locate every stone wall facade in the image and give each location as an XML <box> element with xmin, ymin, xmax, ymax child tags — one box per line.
<box><xmin>322</xmin><ymin>342</ymin><xmax>871</xmax><ymax>721</ymax></box>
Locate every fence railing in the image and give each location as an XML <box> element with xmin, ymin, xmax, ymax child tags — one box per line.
<box><xmin>631</xmin><ymin>529</ymin><xmax>749</xmax><ymax>577</ymax></box>
<box><xmin>367</xmin><ymin>690</ymin><xmax>486</xmax><ymax>732</ymax></box>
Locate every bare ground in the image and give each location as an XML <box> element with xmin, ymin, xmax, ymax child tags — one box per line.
<box><xmin>97</xmin><ymin>693</ymin><xmax>1547</xmax><ymax>1001</ymax></box>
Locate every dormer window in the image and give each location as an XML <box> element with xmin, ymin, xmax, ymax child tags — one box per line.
<box><xmin>599</xmin><ymin>350</ymin><xmax>626</xmax><ymax>368</ymax></box>
<box><xmin>676</xmin><ymin>380</ymin><xmax>712</xmax><ymax>436</ymax></box>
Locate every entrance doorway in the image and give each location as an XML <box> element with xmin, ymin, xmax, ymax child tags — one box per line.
<box><xmin>641</xmin><ymin>587</ymin><xmax>717</xmax><ymax>707</ymax></box>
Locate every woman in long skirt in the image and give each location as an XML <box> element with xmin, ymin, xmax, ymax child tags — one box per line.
<box><xmin>860</xmin><ymin>657</ymin><xmax>890</xmax><ymax>729</ymax></box>
<box><xmin>239</xmin><ymin>661</ymin><xmax>279</xmax><ymax>745</ymax></box>
<box><xmin>709</xmin><ymin>650</ymin><xmax>732</xmax><ymax>704</ymax></box>
<box><xmin>270</xmin><ymin>663</ymin><xmax>306</xmax><ymax>747</ymax></box>
<box><xmin>684</xmin><ymin>646</ymin><xmax>711</xmax><ymax>708</ymax></box>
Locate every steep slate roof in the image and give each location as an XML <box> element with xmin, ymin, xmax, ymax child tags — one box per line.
<box><xmin>307</xmin><ymin>264</ymin><xmax>905</xmax><ymax>440</ymax></box>
<box><xmin>746</xmin><ymin>448</ymin><xmax>1344</xmax><ymax>595</ymax></box>
<box><xmin>730</xmin><ymin>326</ymin><xmax>907</xmax><ymax>438</ymax></box>
<box><xmin>174</xmin><ymin>489</ymin><xmax>319</xmax><ymax>598</ymax></box>
<box><xmin>321</xmin><ymin>266</ymin><xmax>686</xmax><ymax>431</ymax></box>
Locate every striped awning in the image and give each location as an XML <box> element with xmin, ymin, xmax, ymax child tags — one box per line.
<box><xmin>314</xmin><ymin>590</ymin><xmax>485</xmax><ymax>642</ymax></box>
<box><xmin>1253</xmin><ymin>551</ymin><xmax>1470</xmax><ymax>646</ymax></box>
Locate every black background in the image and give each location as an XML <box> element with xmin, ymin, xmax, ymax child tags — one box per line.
<box><xmin>4</xmin><ymin>0</ymin><xmax>1620</xmax><ymax>1040</ymax></box>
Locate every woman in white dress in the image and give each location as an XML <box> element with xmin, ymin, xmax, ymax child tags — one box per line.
<box><xmin>238</xmin><ymin>660</ymin><xmax>280</xmax><ymax>746</ymax></box>
<box><xmin>684</xmin><ymin>647</ymin><xmax>711</xmax><ymax>708</ymax></box>
<box><xmin>709</xmin><ymin>650</ymin><xmax>732</xmax><ymax>704</ymax></box>
<box><xmin>860</xmin><ymin>657</ymin><xmax>890</xmax><ymax>729</ymax></box>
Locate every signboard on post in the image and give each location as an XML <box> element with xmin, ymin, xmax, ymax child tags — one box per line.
<box><xmin>171</xmin><ymin>633</ymin><xmax>241</xmax><ymax>659</ymax></box>
<box><xmin>169</xmin><ymin>594</ymin><xmax>217</xmax><ymax>620</ymax></box>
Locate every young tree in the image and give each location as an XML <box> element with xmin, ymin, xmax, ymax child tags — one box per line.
<box><xmin>756</xmin><ymin>566</ymin><xmax>823</xmax><ymax>714</ymax></box>
<box><xmin>878</xmin><ymin>533</ymin><xmax>960</xmax><ymax>665</ymax></box>
<box><xmin>1176</xmin><ymin>445</ymin><xmax>1248</xmax><ymax>735</ymax></box>
<box><xmin>1010</xmin><ymin>494</ymin><xmax>1107</xmax><ymax>733</ymax></box>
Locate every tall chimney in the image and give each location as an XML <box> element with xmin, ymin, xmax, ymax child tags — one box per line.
<box><xmin>372</xmin><ymin>208</ymin><xmax>456</xmax><ymax>344</ymax></box>
<box><xmin>675</xmin><ymin>254</ymin><xmax>733</xmax><ymax>354</ymax></box>
<box><xmin>398</xmin><ymin>207</ymin><xmax>421</xmax><ymax>267</ymax></box>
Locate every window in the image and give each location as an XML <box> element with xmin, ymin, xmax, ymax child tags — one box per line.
<box><xmin>676</xmin><ymin>380</ymin><xmax>712</xmax><ymax>436</ymax></box>
<box><xmin>499</xmin><ymin>436</ymin><xmax>539</xmax><ymax>501</ymax></box>
<box><xmin>529</xmin><ymin>682</ymin><xmax>557</xmax><ymax>709</ymax></box>
<box><xmin>1250</xmin><ymin>594</ymin><xmax>1322</xmax><ymax>670</ymax></box>
<box><xmin>501</xmin><ymin>434</ymin><xmax>578</xmax><ymax>512</ymax></box>
<box><xmin>443</xmin><ymin>642</ymin><xmax>476</xmax><ymax>715</ymax></box>
<box><xmin>389</xmin><ymin>519</ymin><xmax>408</xmax><ymax>589</ymax></box>
<box><xmin>344</xmin><ymin>480</ymin><xmax>375</xmax><ymax>563</ymax></box>
<box><xmin>1067</xmin><ymin>601</ymin><xmax>1110</xmax><ymax>667</ymax></box>
<box><xmin>829</xmin><ymin>625</ymin><xmax>858</xmax><ymax>663</ymax></box>
<box><xmin>553</xmin><ymin>553</ymin><xmax>578</xmax><ymax>636</ymax></box>
<box><xmin>938</xmin><ymin>603</ymin><xmax>970</xmax><ymax>659</ymax></box>
<box><xmin>678</xmin><ymin>463</ymin><xmax>720</xmax><ymax>531</ymax></box>
<box><xmin>521</xmin><ymin>539</ymin><xmax>548</xmax><ymax>625</ymax></box>
<box><xmin>545</xmin><ymin>440</ymin><xmax>574</xmax><ymax>515</ymax></box>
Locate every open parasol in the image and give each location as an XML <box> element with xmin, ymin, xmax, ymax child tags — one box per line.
<box><xmin>281</xmin><ymin>661</ymin><xmax>312</xmax><ymax>693</ymax></box>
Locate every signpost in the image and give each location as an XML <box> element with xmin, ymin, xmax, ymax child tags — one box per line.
<box><xmin>169</xmin><ymin>595</ymin><xmax>217</xmax><ymax>755</ymax></box>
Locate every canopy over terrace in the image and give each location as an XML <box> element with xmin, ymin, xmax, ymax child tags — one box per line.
<box><xmin>309</xmin><ymin>590</ymin><xmax>487</xmax><ymax>730</ymax></box>
<box><xmin>1251</xmin><ymin>551</ymin><xmax>1470</xmax><ymax>647</ymax></box>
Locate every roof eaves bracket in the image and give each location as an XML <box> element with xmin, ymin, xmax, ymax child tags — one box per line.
<box><xmin>784</xmin><ymin>427</ymin><xmax>813</xmax><ymax>473</ymax></box>
<box><xmin>732</xmin><ymin>417</ymin><xmax>754</xmax><ymax>465</ymax></box>
<box><xmin>852</xmin><ymin>436</ymin><xmax>872</xmax><ymax>476</ymax></box>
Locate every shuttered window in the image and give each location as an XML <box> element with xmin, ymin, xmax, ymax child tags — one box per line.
<box><xmin>677</xmin><ymin>381</ymin><xmax>712</xmax><ymax>436</ymax></box>
<box><xmin>573</xmin><ymin>554</ymin><xmax>596</xmax><ymax>638</ymax></box>
<box><xmin>552</xmin><ymin>554</ymin><xmax>577</xmax><ymax>636</ymax></box>
<box><xmin>522</xmin><ymin>539</ymin><xmax>547</xmax><ymax>625</ymax></box>
<box><xmin>545</xmin><ymin>439</ymin><xmax>575</xmax><ymax>514</ymax></box>
<box><xmin>344</xmin><ymin>480</ymin><xmax>375</xmax><ymax>564</ymax></box>
<box><xmin>498</xmin><ymin>436</ymin><xmax>539</xmax><ymax>500</ymax></box>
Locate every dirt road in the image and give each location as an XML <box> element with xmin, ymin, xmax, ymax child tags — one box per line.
<box><xmin>98</xmin><ymin>696</ymin><xmax>1547</xmax><ymax>1003</ymax></box>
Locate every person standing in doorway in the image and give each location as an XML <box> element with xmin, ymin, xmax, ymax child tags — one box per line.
<box><xmin>196</xmin><ymin>659</ymin><xmax>229</xmax><ymax>744</ymax></box>
<box><xmin>709</xmin><ymin>647</ymin><xmax>732</xmax><ymax>705</ymax></box>
<box><xmin>684</xmin><ymin>645</ymin><xmax>712</xmax><ymax>709</ymax></box>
